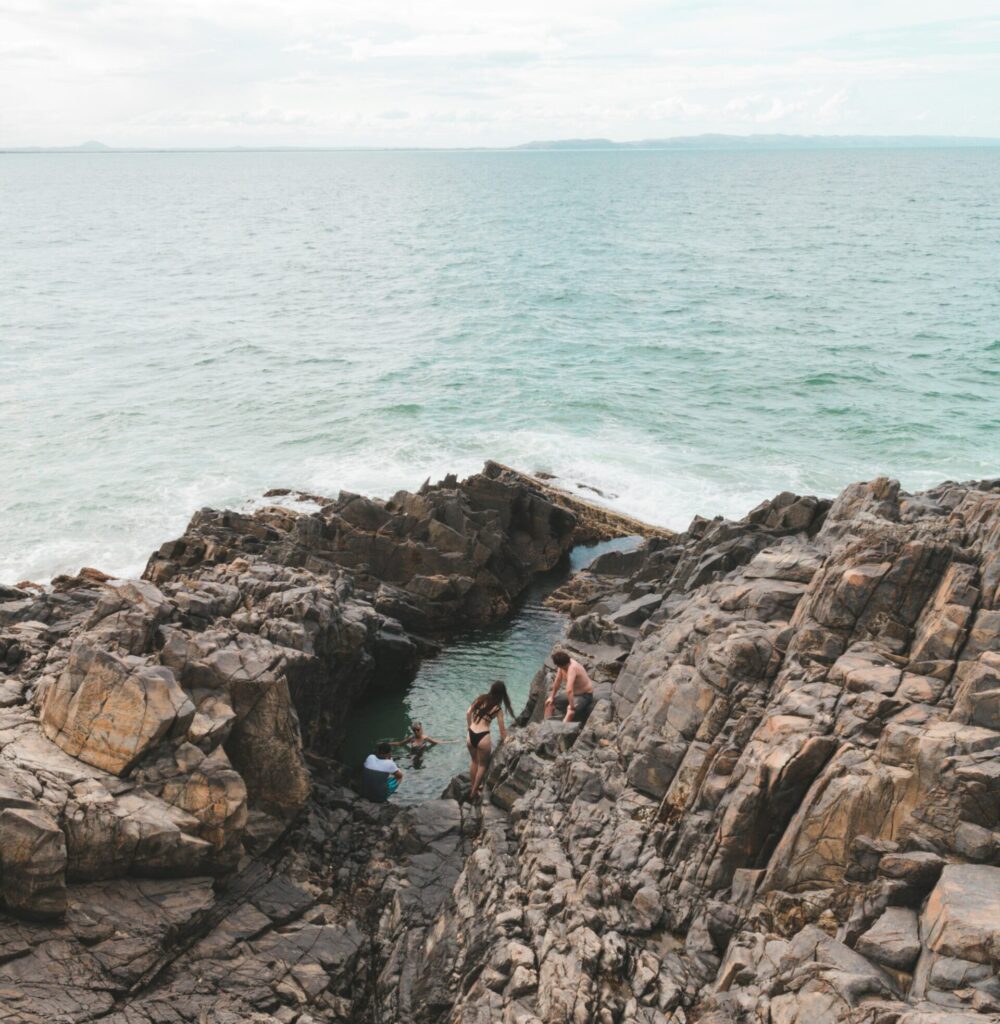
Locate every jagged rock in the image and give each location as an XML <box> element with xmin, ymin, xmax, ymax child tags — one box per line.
<box><xmin>0</xmin><ymin>805</ymin><xmax>67</xmax><ymax>919</ymax></box>
<box><xmin>3</xmin><ymin>470</ymin><xmax>1000</xmax><ymax>1024</ymax></box>
<box><xmin>145</xmin><ymin>464</ymin><xmax>582</xmax><ymax>632</ymax></box>
<box><xmin>922</xmin><ymin>864</ymin><xmax>1000</xmax><ymax>965</ymax></box>
<box><xmin>855</xmin><ymin>907</ymin><xmax>921</xmax><ymax>970</ymax></box>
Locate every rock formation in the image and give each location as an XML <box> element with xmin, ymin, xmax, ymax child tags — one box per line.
<box><xmin>1</xmin><ymin>467</ymin><xmax>999</xmax><ymax>1023</ymax></box>
<box><xmin>144</xmin><ymin>461</ymin><xmax>585</xmax><ymax>634</ymax></box>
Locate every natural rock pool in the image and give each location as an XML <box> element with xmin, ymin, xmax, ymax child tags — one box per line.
<box><xmin>339</xmin><ymin>536</ymin><xmax>640</xmax><ymax>801</ymax></box>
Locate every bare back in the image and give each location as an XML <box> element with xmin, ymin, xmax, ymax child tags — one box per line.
<box><xmin>566</xmin><ymin>658</ymin><xmax>594</xmax><ymax>697</ymax></box>
<box><xmin>468</xmin><ymin>705</ymin><xmax>497</xmax><ymax>733</ymax></box>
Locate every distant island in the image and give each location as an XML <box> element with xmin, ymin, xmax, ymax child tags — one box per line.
<box><xmin>4</xmin><ymin>133</ymin><xmax>1000</xmax><ymax>153</ymax></box>
<box><xmin>513</xmin><ymin>133</ymin><xmax>1000</xmax><ymax>150</ymax></box>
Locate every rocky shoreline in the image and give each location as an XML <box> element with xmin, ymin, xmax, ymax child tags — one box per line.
<box><xmin>1</xmin><ymin>465</ymin><xmax>999</xmax><ymax>1023</ymax></box>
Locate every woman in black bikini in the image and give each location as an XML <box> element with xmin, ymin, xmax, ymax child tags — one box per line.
<box><xmin>466</xmin><ymin>680</ymin><xmax>513</xmax><ymax>801</ymax></box>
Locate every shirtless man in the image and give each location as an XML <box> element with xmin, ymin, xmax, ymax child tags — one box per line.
<box><xmin>544</xmin><ymin>650</ymin><xmax>595</xmax><ymax>723</ymax></box>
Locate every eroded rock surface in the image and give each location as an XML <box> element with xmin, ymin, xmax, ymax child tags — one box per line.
<box><xmin>2</xmin><ymin>469</ymin><xmax>1000</xmax><ymax>1023</ymax></box>
<box><xmin>368</xmin><ymin>474</ymin><xmax>1000</xmax><ymax>1023</ymax></box>
<box><xmin>145</xmin><ymin>461</ymin><xmax>579</xmax><ymax>633</ymax></box>
<box><xmin>0</xmin><ymin>467</ymin><xmax>576</xmax><ymax>912</ymax></box>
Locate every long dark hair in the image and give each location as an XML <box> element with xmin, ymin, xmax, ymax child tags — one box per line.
<box><xmin>471</xmin><ymin>680</ymin><xmax>513</xmax><ymax>719</ymax></box>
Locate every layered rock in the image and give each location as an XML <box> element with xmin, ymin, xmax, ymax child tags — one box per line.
<box><xmin>145</xmin><ymin>461</ymin><xmax>581</xmax><ymax>632</ymax></box>
<box><xmin>0</xmin><ymin>466</ymin><xmax>581</xmax><ymax>930</ymax></box>
<box><xmin>366</xmin><ymin>475</ymin><xmax>1000</xmax><ymax>1022</ymax></box>
<box><xmin>3</xmin><ymin>468</ymin><xmax>1000</xmax><ymax>1024</ymax></box>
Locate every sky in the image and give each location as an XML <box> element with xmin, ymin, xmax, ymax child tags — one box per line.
<box><xmin>1</xmin><ymin>1</ymin><xmax>999</xmax><ymax>148</ymax></box>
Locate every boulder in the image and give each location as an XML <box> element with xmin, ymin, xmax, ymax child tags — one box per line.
<box><xmin>922</xmin><ymin>864</ymin><xmax>1000</xmax><ymax>965</ymax></box>
<box><xmin>855</xmin><ymin>907</ymin><xmax>921</xmax><ymax>971</ymax></box>
<box><xmin>63</xmin><ymin>786</ymin><xmax>215</xmax><ymax>880</ymax></box>
<box><xmin>610</xmin><ymin>593</ymin><xmax>663</xmax><ymax>628</ymax></box>
<box><xmin>878</xmin><ymin>850</ymin><xmax>946</xmax><ymax>901</ymax></box>
<box><xmin>40</xmin><ymin>641</ymin><xmax>194</xmax><ymax>775</ymax></box>
<box><xmin>0</xmin><ymin>805</ymin><xmax>67</xmax><ymax>919</ymax></box>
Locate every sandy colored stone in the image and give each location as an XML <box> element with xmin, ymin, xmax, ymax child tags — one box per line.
<box><xmin>922</xmin><ymin>864</ymin><xmax>1000</xmax><ymax>965</ymax></box>
<box><xmin>40</xmin><ymin>640</ymin><xmax>193</xmax><ymax>775</ymax></box>
<box><xmin>855</xmin><ymin>907</ymin><xmax>920</xmax><ymax>971</ymax></box>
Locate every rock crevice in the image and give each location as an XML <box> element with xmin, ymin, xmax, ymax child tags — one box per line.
<box><xmin>2</xmin><ymin>468</ymin><xmax>1000</xmax><ymax>1024</ymax></box>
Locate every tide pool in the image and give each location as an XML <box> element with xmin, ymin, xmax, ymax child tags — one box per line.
<box><xmin>339</xmin><ymin>538</ymin><xmax>638</xmax><ymax>802</ymax></box>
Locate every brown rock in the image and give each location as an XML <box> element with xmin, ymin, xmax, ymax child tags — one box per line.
<box><xmin>922</xmin><ymin>864</ymin><xmax>1000</xmax><ymax>965</ymax></box>
<box><xmin>40</xmin><ymin>641</ymin><xmax>194</xmax><ymax>775</ymax></box>
<box><xmin>0</xmin><ymin>805</ymin><xmax>67</xmax><ymax>919</ymax></box>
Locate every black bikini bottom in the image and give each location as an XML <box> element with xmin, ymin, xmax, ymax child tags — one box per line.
<box><xmin>468</xmin><ymin>728</ymin><xmax>489</xmax><ymax>748</ymax></box>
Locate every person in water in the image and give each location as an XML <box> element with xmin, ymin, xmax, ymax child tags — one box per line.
<box><xmin>544</xmin><ymin>650</ymin><xmax>595</xmax><ymax>723</ymax></box>
<box><xmin>390</xmin><ymin>721</ymin><xmax>442</xmax><ymax>752</ymax></box>
<box><xmin>466</xmin><ymin>680</ymin><xmax>513</xmax><ymax>801</ymax></box>
<box><xmin>364</xmin><ymin>742</ymin><xmax>404</xmax><ymax>794</ymax></box>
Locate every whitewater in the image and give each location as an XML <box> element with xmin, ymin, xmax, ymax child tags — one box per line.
<box><xmin>2</xmin><ymin>147</ymin><xmax>998</xmax><ymax>583</ymax></box>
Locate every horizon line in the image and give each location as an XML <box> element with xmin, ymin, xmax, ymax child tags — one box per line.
<box><xmin>4</xmin><ymin>132</ymin><xmax>1000</xmax><ymax>154</ymax></box>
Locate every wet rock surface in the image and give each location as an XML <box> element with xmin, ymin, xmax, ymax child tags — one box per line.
<box><xmin>2</xmin><ymin>468</ymin><xmax>1000</xmax><ymax>1022</ymax></box>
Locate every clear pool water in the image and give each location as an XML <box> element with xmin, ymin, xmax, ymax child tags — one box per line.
<box><xmin>339</xmin><ymin>537</ymin><xmax>638</xmax><ymax>802</ymax></box>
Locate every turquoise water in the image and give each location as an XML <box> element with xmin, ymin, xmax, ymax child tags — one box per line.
<box><xmin>339</xmin><ymin>539</ymin><xmax>637</xmax><ymax>803</ymax></box>
<box><xmin>1</xmin><ymin>148</ymin><xmax>999</xmax><ymax>584</ymax></box>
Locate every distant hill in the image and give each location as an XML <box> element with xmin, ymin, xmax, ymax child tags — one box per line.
<box><xmin>513</xmin><ymin>133</ymin><xmax>1000</xmax><ymax>151</ymax></box>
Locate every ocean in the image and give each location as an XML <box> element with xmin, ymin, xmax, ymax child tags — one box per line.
<box><xmin>2</xmin><ymin>147</ymin><xmax>999</xmax><ymax>585</ymax></box>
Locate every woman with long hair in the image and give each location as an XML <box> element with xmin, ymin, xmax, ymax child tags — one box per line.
<box><xmin>466</xmin><ymin>680</ymin><xmax>513</xmax><ymax>801</ymax></box>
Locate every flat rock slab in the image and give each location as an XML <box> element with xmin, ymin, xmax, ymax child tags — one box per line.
<box><xmin>395</xmin><ymin>799</ymin><xmax>466</xmax><ymax>854</ymax></box>
<box><xmin>922</xmin><ymin>863</ymin><xmax>1000</xmax><ymax>965</ymax></box>
<box><xmin>610</xmin><ymin>593</ymin><xmax>662</xmax><ymax>627</ymax></box>
<box><xmin>856</xmin><ymin>906</ymin><xmax>920</xmax><ymax>971</ymax></box>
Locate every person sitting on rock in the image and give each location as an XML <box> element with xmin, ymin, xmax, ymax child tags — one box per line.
<box><xmin>544</xmin><ymin>650</ymin><xmax>595</xmax><ymax>723</ymax></box>
<box><xmin>361</xmin><ymin>742</ymin><xmax>404</xmax><ymax>800</ymax></box>
<box><xmin>466</xmin><ymin>680</ymin><xmax>513</xmax><ymax>801</ymax></box>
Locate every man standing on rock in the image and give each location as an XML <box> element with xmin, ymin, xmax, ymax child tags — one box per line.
<box><xmin>545</xmin><ymin>650</ymin><xmax>595</xmax><ymax>723</ymax></box>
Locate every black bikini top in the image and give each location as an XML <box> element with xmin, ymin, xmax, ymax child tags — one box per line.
<box><xmin>470</xmin><ymin>703</ymin><xmax>500</xmax><ymax>725</ymax></box>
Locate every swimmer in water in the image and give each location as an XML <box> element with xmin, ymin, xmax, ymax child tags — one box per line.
<box><xmin>390</xmin><ymin>721</ymin><xmax>445</xmax><ymax>754</ymax></box>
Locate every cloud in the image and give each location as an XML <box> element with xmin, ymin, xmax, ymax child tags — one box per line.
<box><xmin>817</xmin><ymin>87</ymin><xmax>849</xmax><ymax>123</ymax></box>
<box><xmin>0</xmin><ymin>41</ymin><xmax>60</xmax><ymax>61</ymax></box>
<box><xmin>721</xmin><ymin>94</ymin><xmax>806</xmax><ymax>124</ymax></box>
<box><xmin>1</xmin><ymin>1</ymin><xmax>999</xmax><ymax>146</ymax></box>
<box><xmin>647</xmin><ymin>96</ymin><xmax>708</xmax><ymax>122</ymax></box>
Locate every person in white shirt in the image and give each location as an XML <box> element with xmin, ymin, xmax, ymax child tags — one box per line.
<box><xmin>364</xmin><ymin>742</ymin><xmax>404</xmax><ymax>793</ymax></box>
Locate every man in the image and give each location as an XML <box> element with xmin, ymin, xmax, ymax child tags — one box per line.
<box><xmin>362</xmin><ymin>742</ymin><xmax>404</xmax><ymax>799</ymax></box>
<box><xmin>544</xmin><ymin>650</ymin><xmax>595</xmax><ymax>723</ymax></box>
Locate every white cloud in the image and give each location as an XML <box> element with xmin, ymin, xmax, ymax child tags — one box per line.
<box><xmin>1</xmin><ymin>1</ymin><xmax>998</xmax><ymax>146</ymax></box>
<box><xmin>816</xmin><ymin>87</ymin><xmax>850</xmax><ymax>123</ymax></box>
